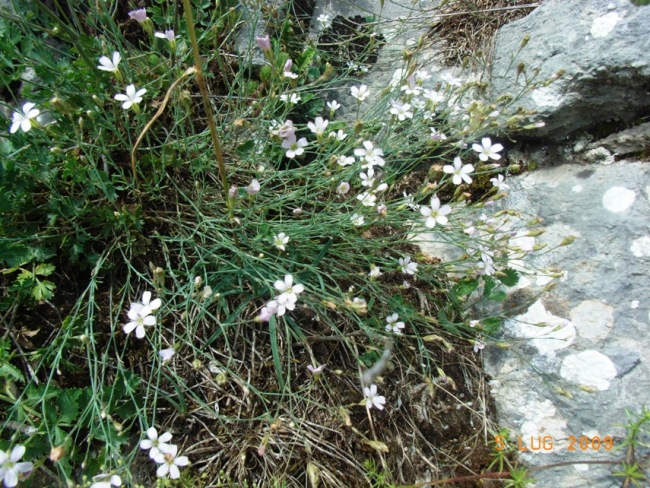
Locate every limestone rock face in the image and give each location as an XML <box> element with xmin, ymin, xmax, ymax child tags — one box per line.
<box><xmin>490</xmin><ymin>0</ymin><xmax>650</xmax><ymax>140</ymax></box>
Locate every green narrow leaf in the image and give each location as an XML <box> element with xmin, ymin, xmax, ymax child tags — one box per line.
<box><xmin>268</xmin><ymin>315</ymin><xmax>284</xmax><ymax>390</ymax></box>
<box><xmin>312</xmin><ymin>238</ymin><xmax>333</xmax><ymax>266</ymax></box>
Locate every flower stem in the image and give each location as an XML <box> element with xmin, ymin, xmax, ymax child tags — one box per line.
<box><xmin>181</xmin><ymin>0</ymin><xmax>230</xmax><ymax>207</ymax></box>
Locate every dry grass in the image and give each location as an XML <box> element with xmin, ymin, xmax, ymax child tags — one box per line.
<box><xmin>429</xmin><ymin>0</ymin><xmax>543</xmax><ymax>67</ymax></box>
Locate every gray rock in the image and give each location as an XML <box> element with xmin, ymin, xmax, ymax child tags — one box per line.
<box><xmin>585</xmin><ymin>122</ymin><xmax>650</xmax><ymax>157</ymax></box>
<box><xmin>490</xmin><ymin>0</ymin><xmax>650</xmax><ymax>141</ymax></box>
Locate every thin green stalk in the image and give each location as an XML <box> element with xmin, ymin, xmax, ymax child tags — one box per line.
<box><xmin>181</xmin><ymin>0</ymin><xmax>230</xmax><ymax>209</ymax></box>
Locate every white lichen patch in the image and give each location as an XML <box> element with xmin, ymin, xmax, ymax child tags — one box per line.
<box><xmin>505</xmin><ymin>300</ymin><xmax>576</xmax><ymax>356</ymax></box>
<box><xmin>532</xmin><ymin>86</ymin><xmax>563</xmax><ymax>108</ymax></box>
<box><xmin>560</xmin><ymin>350</ymin><xmax>617</xmax><ymax>391</ymax></box>
<box><xmin>602</xmin><ymin>186</ymin><xmax>636</xmax><ymax>213</ymax></box>
<box><xmin>630</xmin><ymin>236</ymin><xmax>650</xmax><ymax>257</ymax></box>
<box><xmin>569</xmin><ymin>300</ymin><xmax>614</xmax><ymax>341</ymax></box>
<box><xmin>572</xmin><ymin>184</ymin><xmax>583</xmax><ymax>193</ymax></box>
<box><xmin>630</xmin><ymin>300</ymin><xmax>639</xmax><ymax>309</ymax></box>
<box><xmin>519</xmin><ymin>399</ymin><xmax>567</xmax><ymax>453</ymax></box>
<box><xmin>590</xmin><ymin>12</ymin><xmax>619</xmax><ymax>38</ymax></box>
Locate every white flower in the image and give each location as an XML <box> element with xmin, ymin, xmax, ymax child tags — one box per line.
<box><xmin>423</xmin><ymin>89</ymin><xmax>444</xmax><ymax>105</ymax></box>
<box><xmin>329</xmin><ymin>129</ymin><xmax>347</xmax><ymax>141</ymax></box>
<box><xmin>369</xmin><ymin>265</ymin><xmax>381</xmax><ymax>279</ymax></box>
<box><xmin>123</xmin><ymin>303</ymin><xmax>156</xmax><ymax>339</ymax></box>
<box><xmin>274</xmin><ymin>275</ymin><xmax>304</xmax><ymax>315</ymax></box>
<box><xmin>114</xmin><ymin>84</ymin><xmax>147</xmax><ymax>110</ymax></box>
<box><xmin>10</xmin><ymin>102</ymin><xmax>40</xmax><ymax>134</ymax></box>
<box><xmin>420</xmin><ymin>195</ymin><xmax>451</xmax><ymax>228</ymax></box>
<box><xmin>307</xmin><ymin>117</ymin><xmax>329</xmax><ymax>135</ymax></box>
<box><xmin>415</xmin><ymin>69</ymin><xmax>431</xmax><ymax>82</ymax></box>
<box><xmin>363</xmin><ymin>384</ymin><xmax>386</xmax><ymax>410</ymax></box>
<box><xmin>279</xmin><ymin>93</ymin><xmax>301</xmax><ymax>104</ymax></box>
<box><xmin>476</xmin><ymin>259</ymin><xmax>495</xmax><ymax>276</ymax></box>
<box><xmin>327</xmin><ymin>100</ymin><xmax>341</xmax><ymax>112</ymax></box>
<box><xmin>140</xmin><ymin>291</ymin><xmax>162</xmax><ymax>312</ymax></box>
<box><xmin>153</xmin><ymin>445</ymin><xmax>189</xmax><ymax>480</ymax></box>
<box><xmin>155</xmin><ymin>30</ymin><xmax>177</xmax><ymax>45</ymax></box>
<box><xmin>443</xmin><ymin>157</ymin><xmax>474</xmax><ymax>185</ymax></box>
<box><xmin>273</xmin><ymin>232</ymin><xmax>290</xmax><ymax>251</ymax></box>
<box><xmin>128</xmin><ymin>8</ymin><xmax>147</xmax><ymax>22</ymax></box>
<box><xmin>317</xmin><ymin>14</ymin><xmax>330</xmax><ymax>26</ymax></box>
<box><xmin>354</xmin><ymin>141</ymin><xmax>385</xmax><ymax>168</ymax></box>
<box><xmin>474</xmin><ymin>341</ymin><xmax>486</xmax><ymax>353</ymax></box>
<box><xmin>202</xmin><ymin>285</ymin><xmax>213</xmax><ymax>299</ymax></box>
<box><xmin>490</xmin><ymin>174</ymin><xmax>509</xmax><ymax>190</ymax></box>
<box><xmin>337</xmin><ymin>182</ymin><xmax>350</xmax><ymax>194</ymax></box>
<box><xmin>350</xmin><ymin>84</ymin><xmax>370</xmax><ymax>102</ymax></box>
<box><xmin>429</xmin><ymin>127</ymin><xmax>447</xmax><ymax>141</ymax></box>
<box><xmin>0</xmin><ymin>445</ymin><xmax>33</xmax><ymax>487</ymax></box>
<box><xmin>399</xmin><ymin>256</ymin><xmax>418</xmax><ymax>275</ymax></box>
<box><xmin>159</xmin><ymin>348</ymin><xmax>175</xmax><ymax>363</ymax></box>
<box><xmin>194</xmin><ymin>276</ymin><xmax>203</xmax><ymax>288</ymax></box>
<box><xmin>282</xmin><ymin>59</ymin><xmax>298</xmax><ymax>79</ymax></box>
<box><xmin>360</xmin><ymin>168</ymin><xmax>375</xmax><ymax>187</ymax></box>
<box><xmin>97</xmin><ymin>51</ymin><xmax>121</xmax><ymax>72</ymax></box>
<box><xmin>281</xmin><ymin>135</ymin><xmax>308</xmax><ymax>158</ymax></box>
<box><xmin>336</xmin><ymin>155</ymin><xmax>355</xmax><ymax>167</ymax></box>
<box><xmin>402</xmin><ymin>192</ymin><xmax>419</xmax><ymax>211</ymax></box>
<box><xmin>350</xmin><ymin>213</ymin><xmax>365</xmax><ymax>226</ymax></box>
<box><xmin>441</xmin><ymin>72</ymin><xmax>462</xmax><ymax>87</ymax></box>
<box><xmin>473</xmin><ymin>137</ymin><xmax>504</xmax><ymax>161</ymax></box>
<box><xmin>469</xmin><ymin>320</ymin><xmax>480</xmax><ymax>328</ymax></box>
<box><xmin>385</xmin><ymin>313</ymin><xmax>405</xmax><ymax>334</ymax></box>
<box><xmin>400</xmin><ymin>77</ymin><xmax>421</xmax><ymax>96</ymax></box>
<box><xmin>90</xmin><ymin>474</ymin><xmax>122</xmax><ymax>488</ymax></box>
<box><xmin>389</xmin><ymin>100</ymin><xmax>413</xmax><ymax>121</ymax></box>
<box><xmin>140</xmin><ymin>427</ymin><xmax>175</xmax><ymax>460</ymax></box>
<box><xmin>357</xmin><ymin>191</ymin><xmax>376</xmax><ymax>207</ymax></box>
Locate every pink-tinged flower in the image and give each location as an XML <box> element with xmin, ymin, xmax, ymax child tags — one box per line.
<box><xmin>97</xmin><ymin>52</ymin><xmax>121</xmax><ymax>72</ymax></box>
<box><xmin>350</xmin><ymin>84</ymin><xmax>369</xmax><ymax>102</ymax></box>
<box><xmin>155</xmin><ymin>30</ymin><xmax>178</xmax><ymax>48</ymax></box>
<box><xmin>307</xmin><ymin>117</ymin><xmax>329</xmax><ymax>135</ymax></box>
<box><xmin>281</xmin><ymin>135</ymin><xmax>308</xmax><ymax>158</ymax></box>
<box><xmin>363</xmin><ymin>384</ymin><xmax>386</xmax><ymax>410</ymax></box>
<box><xmin>153</xmin><ymin>445</ymin><xmax>189</xmax><ymax>480</ymax></box>
<box><xmin>10</xmin><ymin>102</ymin><xmax>40</xmax><ymax>134</ymax></box>
<box><xmin>307</xmin><ymin>364</ymin><xmax>326</xmax><ymax>375</ymax></box>
<box><xmin>258</xmin><ymin>300</ymin><xmax>279</xmax><ymax>322</ymax></box>
<box><xmin>0</xmin><ymin>445</ymin><xmax>33</xmax><ymax>487</ymax></box>
<box><xmin>443</xmin><ymin>157</ymin><xmax>474</xmax><ymax>185</ymax></box>
<box><xmin>283</xmin><ymin>59</ymin><xmax>298</xmax><ymax>79</ymax></box>
<box><xmin>472</xmin><ymin>137</ymin><xmax>504</xmax><ymax>161</ymax></box>
<box><xmin>474</xmin><ymin>341</ymin><xmax>486</xmax><ymax>353</ymax></box>
<box><xmin>399</xmin><ymin>256</ymin><xmax>418</xmax><ymax>275</ymax></box>
<box><xmin>337</xmin><ymin>182</ymin><xmax>350</xmax><ymax>194</ymax></box>
<box><xmin>429</xmin><ymin>127</ymin><xmax>447</xmax><ymax>141</ymax></box>
<box><xmin>246</xmin><ymin>179</ymin><xmax>260</xmax><ymax>195</ymax></box>
<box><xmin>140</xmin><ymin>427</ymin><xmax>175</xmax><ymax>460</ymax></box>
<box><xmin>376</xmin><ymin>204</ymin><xmax>387</xmax><ymax>216</ymax></box>
<box><xmin>90</xmin><ymin>473</ymin><xmax>122</xmax><ymax>488</ymax></box>
<box><xmin>420</xmin><ymin>195</ymin><xmax>451</xmax><ymax>228</ymax></box>
<box><xmin>256</xmin><ymin>35</ymin><xmax>271</xmax><ymax>52</ymax></box>
<box><xmin>159</xmin><ymin>348</ymin><xmax>175</xmax><ymax>363</ymax></box>
<box><xmin>385</xmin><ymin>313</ymin><xmax>405</xmax><ymax>334</ymax></box>
<box><xmin>277</xmin><ymin>120</ymin><xmax>295</xmax><ymax>138</ymax></box>
<box><xmin>114</xmin><ymin>84</ymin><xmax>147</xmax><ymax>110</ymax></box>
<box><xmin>128</xmin><ymin>8</ymin><xmax>147</xmax><ymax>22</ymax></box>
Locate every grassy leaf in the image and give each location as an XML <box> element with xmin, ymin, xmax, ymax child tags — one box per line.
<box><xmin>269</xmin><ymin>315</ymin><xmax>284</xmax><ymax>390</ymax></box>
